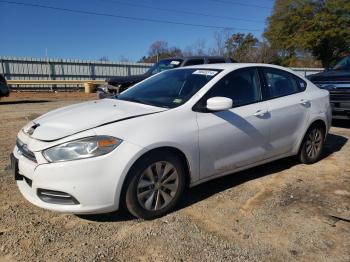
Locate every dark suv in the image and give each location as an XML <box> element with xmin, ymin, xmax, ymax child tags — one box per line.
<box><xmin>98</xmin><ymin>56</ymin><xmax>234</xmax><ymax>97</ymax></box>
<box><xmin>308</xmin><ymin>55</ymin><xmax>350</xmax><ymax>120</ymax></box>
<box><xmin>0</xmin><ymin>74</ymin><xmax>10</xmax><ymax>98</ymax></box>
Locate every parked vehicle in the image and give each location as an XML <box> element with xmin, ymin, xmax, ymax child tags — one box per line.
<box><xmin>97</xmin><ymin>56</ymin><xmax>234</xmax><ymax>98</ymax></box>
<box><xmin>0</xmin><ymin>74</ymin><xmax>10</xmax><ymax>98</ymax></box>
<box><xmin>308</xmin><ymin>55</ymin><xmax>350</xmax><ymax>119</ymax></box>
<box><xmin>11</xmin><ymin>64</ymin><xmax>331</xmax><ymax>219</ymax></box>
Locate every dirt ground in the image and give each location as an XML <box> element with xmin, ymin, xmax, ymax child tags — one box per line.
<box><xmin>0</xmin><ymin>92</ymin><xmax>349</xmax><ymax>262</ymax></box>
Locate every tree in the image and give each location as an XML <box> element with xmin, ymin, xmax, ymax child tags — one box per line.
<box><xmin>252</xmin><ymin>41</ymin><xmax>279</xmax><ymax>64</ymax></box>
<box><xmin>119</xmin><ymin>55</ymin><xmax>130</xmax><ymax>62</ymax></box>
<box><xmin>148</xmin><ymin>40</ymin><xmax>169</xmax><ymax>59</ymax></box>
<box><xmin>264</xmin><ymin>0</ymin><xmax>350</xmax><ymax>67</ymax></box>
<box><xmin>98</xmin><ymin>56</ymin><xmax>109</xmax><ymax>62</ymax></box>
<box><xmin>208</xmin><ymin>30</ymin><xmax>231</xmax><ymax>56</ymax></box>
<box><xmin>193</xmin><ymin>38</ymin><xmax>206</xmax><ymax>56</ymax></box>
<box><xmin>140</xmin><ymin>40</ymin><xmax>183</xmax><ymax>63</ymax></box>
<box><xmin>225</xmin><ymin>33</ymin><xmax>259</xmax><ymax>62</ymax></box>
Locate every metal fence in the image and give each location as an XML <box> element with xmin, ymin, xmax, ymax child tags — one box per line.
<box><xmin>290</xmin><ymin>67</ymin><xmax>324</xmax><ymax>77</ymax></box>
<box><xmin>0</xmin><ymin>56</ymin><xmax>324</xmax><ymax>91</ymax></box>
<box><xmin>0</xmin><ymin>56</ymin><xmax>152</xmax><ymax>90</ymax></box>
<box><xmin>0</xmin><ymin>56</ymin><xmax>151</xmax><ymax>80</ymax></box>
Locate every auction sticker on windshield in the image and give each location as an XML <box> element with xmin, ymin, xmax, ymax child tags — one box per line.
<box><xmin>192</xmin><ymin>70</ymin><xmax>218</xmax><ymax>76</ymax></box>
<box><xmin>171</xmin><ymin>61</ymin><xmax>181</xmax><ymax>65</ymax></box>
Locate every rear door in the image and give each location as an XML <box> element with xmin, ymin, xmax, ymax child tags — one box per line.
<box><xmin>260</xmin><ymin>67</ymin><xmax>310</xmax><ymax>156</ymax></box>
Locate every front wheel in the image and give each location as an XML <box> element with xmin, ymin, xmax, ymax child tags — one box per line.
<box><xmin>125</xmin><ymin>153</ymin><xmax>186</xmax><ymax>219</ymax></box>
<box><xmin>299</xmin><ymin>124</ymin><xmax>325</xmax><ymax>164</ymax></box>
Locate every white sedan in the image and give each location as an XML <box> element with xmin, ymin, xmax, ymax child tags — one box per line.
<box><xmin>11</xmin><ymin>64</ymin><xmax>331</xmax><ymax>219</ymax></box>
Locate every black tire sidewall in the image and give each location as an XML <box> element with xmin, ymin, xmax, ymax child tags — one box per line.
<box><xmin>124</xmin><ymin>152</ymin><xmax>186</xmax><ymax>220</ymax></box>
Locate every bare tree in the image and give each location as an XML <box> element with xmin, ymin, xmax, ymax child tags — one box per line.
<box><xmin>119</xmin><ymin>55</ymin><xmax>131</xmax><ymax>62</ymax></box>
<box><xmin>208</xmin><ymin>29</ymin><xmax>232</xmax><ymax>56</ymax></box>
<box><xmin>193</xmin><ymin>38</ymin><xmax>206</xmax><ymax>56</ymax></box>
<box><xmin>148</xmin><ymin>41</ymin><xmax>169</xmax><ymax>61</ymax></box>
<box><xmin>182</xmin><ymin>46</ymin><xmax>194</xmax><ymax>57</ymax></box>
<box><xmin>98</xmin><ymin>56</ymin><xmax>109</xmax><ymax>62</ymax></box>
<box><xmin>254</xmin><ymin>41</ymin><xmax>278</xmax><ymax>63</ymax></box>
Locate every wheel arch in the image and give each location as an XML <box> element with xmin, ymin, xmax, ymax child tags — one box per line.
<box><xmin>297</xmin><ymin>118</ymin><xmax>327</xmax><ymax>154</ymax></box>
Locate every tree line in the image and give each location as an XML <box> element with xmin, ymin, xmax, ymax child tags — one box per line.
<box><xmin>139</xmin><ymin>0</ymin><xmax>350</xmax><ymax>68</ymax></box>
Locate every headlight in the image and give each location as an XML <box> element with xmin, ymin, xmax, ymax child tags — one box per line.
<box><xmin>43</xmin><ymin>136</ymin><xmax>121</xmax><ymax>162</ymax></box>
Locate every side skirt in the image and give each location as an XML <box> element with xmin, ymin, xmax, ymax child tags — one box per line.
<box><xmin>189</xmin><ymin>152</ymin><xmax>295</xmax><ymax>188</ymax></box>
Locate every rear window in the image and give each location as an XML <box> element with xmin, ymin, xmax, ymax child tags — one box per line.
<box><xmin>207</xmin><ymin>58</ymin><xmax>226</xmax><ymax>64</ymax></box>
<box><xmin>184</xmin><ymin>59</ymin><xmax>205</xmax><ymax>66</ymax></box>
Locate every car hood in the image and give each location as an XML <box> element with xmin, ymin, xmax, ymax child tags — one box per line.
<box><xmin>107</xmin><ymin>74</ymin><xmax>149</xmax><ymax>86</ymax></box>
<box><xmin>308</xmin><ymin>70</ymin><xmax>350</xmax><ymax>82</ymax></box>
<box><xmin>26</xmin><ymin>99</ymin><xmax>166</xmax><ymax>141</ymax></box>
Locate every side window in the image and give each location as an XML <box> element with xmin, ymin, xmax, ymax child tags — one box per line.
<box><xmin>184</xmin><ymin>59</ymin><xmax>205</xmax><ymax>66</ymax></box>
<box><xmin>207</xmin><ymin>58</ymin><xmax>225</xmax><ymax>64</ymax></box>
<box><xmin>203</xmin><ymin>67</ymin><xmax>262</xmax><ymax>107</ymax></box>
<box><xmin>262</xmin><ymin>68</ymin><xmax>300</xmax><ymax>98</ymax></box>
<box><xmin>294</xmin><ymin>76</ymin><xmax>307</xmax><ymax>92</ymax></box>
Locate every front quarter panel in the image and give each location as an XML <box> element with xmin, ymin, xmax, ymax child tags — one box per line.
<box><xmin>94</xmin><ymin>107</ymin><xmax>200</xmax><ymax>184</ymax></box>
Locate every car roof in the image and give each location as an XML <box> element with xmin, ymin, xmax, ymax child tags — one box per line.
<box><xmin>181</xmin><ymin>63</ymin><xmax>296</xmax><ymax>73</ymax></box>
<box><xmin>161</xmin><ymin>56</ymin><xmax>229</xmax><ymax>61</ymax></box>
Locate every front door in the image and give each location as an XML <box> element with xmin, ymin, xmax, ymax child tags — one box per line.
<box><xmin>195</xmin><ymin>67</ymin><xmax>272</xmax><ymax>180</ymax></box>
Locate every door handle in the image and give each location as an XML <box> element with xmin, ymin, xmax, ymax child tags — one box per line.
<box><xmin>300</xmin><ymin>99</ymin><xmax>310</xmax><ymax>105</ymax></box>
<box><xmin>253</xmin><ymin>109</ymin><xmax>268</xmax><ymax>117</ymax></box>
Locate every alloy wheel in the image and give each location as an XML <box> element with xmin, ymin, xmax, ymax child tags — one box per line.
<box><xmin>305</xmin><ymin>128</ymin><xmax>322</xmax><ymax>159</ymax></box>
<box><xmin>136</xmin><ymin>161</ymin><xmax>179</xmax><ymax>211</ymax></box>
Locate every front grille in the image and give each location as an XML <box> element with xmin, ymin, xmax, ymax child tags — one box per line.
<box><xmin>37</xmin><ymin>189</ymin><xmax>79</xmax><ymax>205</ymax></box>
<box><xmin>16</xmin><ymin>139</ymin><xmax>37</xmax><ymax>163</ymax></box>
<box><xmin>329</xmin><ymin>92</ymin><xmax>350</xmax><ymax>102</ymax></box>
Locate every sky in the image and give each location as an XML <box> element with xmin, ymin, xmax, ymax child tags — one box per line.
<box><xmin>0</xmin><ymin>0</ymin><xmax>274</xmax><ymax>62</ymax></box>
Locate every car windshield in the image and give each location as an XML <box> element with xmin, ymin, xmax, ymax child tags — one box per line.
<box><xmin>146</xmin><ymin>59</ymin><xmax>183</xmax><ymax>75</ymax></box>
<box><xmin>333</xmin><ymin>56</ymin><xmax>350</xmax><ymax>70</ymax></box>
<box><xmin>118</xmin><ymin>68</ymin><xmax>221</xmax><ymax>108</ymax></box>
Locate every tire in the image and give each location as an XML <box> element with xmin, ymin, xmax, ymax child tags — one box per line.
<box><xmin>299</xmin><ymin>124</ymin><xmax>325</xmax><ymax>164</ymax></box>
<box><xmin>124</xmin><ymin>152</ymin><xmax>186</xmax><ymax>220</ymax></box>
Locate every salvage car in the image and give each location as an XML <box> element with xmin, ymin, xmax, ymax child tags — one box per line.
<box><xmin>0</xmin><ymin>74</ymin><xmax>10</xmax><ymax>98</ymax></box>
<box><xmin>98</xmin><ymin>56</ymin><xmax>234</xmax><ymax>98</ymax></box>
<box><xmin>308</xmin><ymin>55</ymin><xmax>350</xmax><ymax>119</ymax></box>
<box><xmin>11</xmin><ymin>64</ymin><xmax>331</xmax><ymax>219</ymax></box>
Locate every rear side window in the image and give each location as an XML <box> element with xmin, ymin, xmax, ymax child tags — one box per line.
<box><xmin>207</xmin><ymin>58</ymin><xmax>226</xmax><ymax>64</ymax></box>
<box><xmin>203</xmin><ymin>67</ymin><xmax>262</xmax><ymax>107</ymax></box>
<box><xmin>184</xmin><ymin>59</ymin><xmax>205</xmax><ymax>66</ymax></box>
<box><xmin>262</xmin><ymin>68</ymin><xmax>301</xmax><ymax>98</ymax></box>
<box><xmin>294</xmin><ymin>76</ymin><xmax>307</xmax><ymax>92</ymax></box>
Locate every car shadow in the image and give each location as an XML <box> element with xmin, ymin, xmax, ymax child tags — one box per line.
<box><xmin>0</xmin><ymin>100</ymin><xmax>51</xmax><ymax>105</ymax></box>
<box><xmin>78</xmin><ymin>133</ymin><xmax>347</xmax><ymax>222</ymax></box>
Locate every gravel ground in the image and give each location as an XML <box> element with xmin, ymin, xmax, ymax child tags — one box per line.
<box><xmin>0</xmin><ymin>92</ymin><xmax>349</xmax><ymax>262</ymax></box>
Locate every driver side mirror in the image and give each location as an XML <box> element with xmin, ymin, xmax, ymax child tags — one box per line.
<box><xmin>206</xmin><ymin>97</ymin><xmax>233</xmax><ymax>111</ymax></box>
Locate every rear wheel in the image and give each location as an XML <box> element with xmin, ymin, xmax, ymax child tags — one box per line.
<box><xmin>124</xmin><ymin>152</ymin><xmax>186</xmax><ymax>219</ymax></box>
<box><xmin>299</xmin><ymin>124</ymin><xmax>325</xmax><ymax>164</ymax></box>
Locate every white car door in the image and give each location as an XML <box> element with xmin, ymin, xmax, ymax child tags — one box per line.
<box><xmin>260</xmin><ymin>67</ymin><xmax>310</xmax><ymax>156</ymax></box>
<box><xmin>195</xmin><ymin>67</ymin><xmax>272</xmax><ymax>180</ymax></box>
